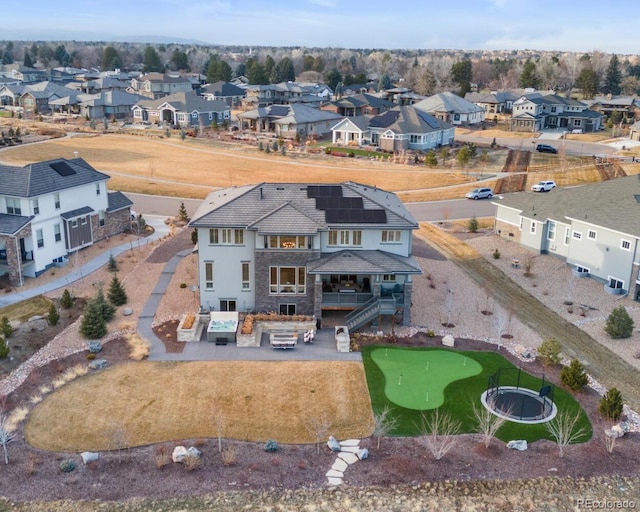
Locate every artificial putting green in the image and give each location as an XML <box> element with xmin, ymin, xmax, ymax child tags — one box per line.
<box><xmin>370</xmin><ymin>347</ymin><xmax>482</xmax><ymax>410</ymax></box>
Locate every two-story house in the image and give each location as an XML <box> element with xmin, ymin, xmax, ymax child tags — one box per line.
<box><xmin>189</xmin><ymin>182</ymin><xmax>422</xmax><ymax>330</ymax></box>
<box><xmin>128</xmin><ymin>73</ymin><xmax>193</xmax><ymax>100</ymax></box>
<box><xmin>510</xmin><ymin>93</ymin><xmax>603</xmax><ymax>132</ymax></box>
<box><xmin>0</xmin><ymin>158</ymin><xmax>133</xmax><ymax>286</ymax></box>
<box><xmin>493</xmin><ymin>176</ymin><xmax>640</xmax><ymax>300</ymax></box>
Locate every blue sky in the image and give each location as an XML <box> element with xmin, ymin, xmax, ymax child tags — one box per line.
<box><xmin>3</xmin><ymin>0</ymin><xmax>638</xmax><ymax>54</ymax></box>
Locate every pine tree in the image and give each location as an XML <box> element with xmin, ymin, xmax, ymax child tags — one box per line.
<box><xmin>177</xmin><ymin>202</ymin><xmax>189</xmax><ymax>222</ymax></box>
<box><xmin>604</xmin><ymin>306</ymin><xmax>634</xmax><ymax>339</ymax></box>
<box><xmin>47</xmin><ymin>303</ymin><xmax>60</xmax><ymax>326</ymax></box>
<box><xmin>560</xmin><ymin>359</ymin><xmax>588</xmax><ymax>392</ymax></box>
<box><xmin>0</xmin><ymin>335</ymin><xmax>8</xmax><ymax>359</ymax></box>
<box><xmin>538</xmin><ymin>338</ymin><xmax>562</xmax><ymax>367</ymax></box>
<box><xmin>95</xmin><ymin>285</ymin><xmax>115</xmax><ymax>322</ymax></box>
<box><xmin>60</xmin><ymin>289</ymin><xmax>74</xmax><ymax>309</ymax></box>
<box><xmin>79</xmin><ymin>299</ymin><xmax>107</xmax><ymax>339</ymax></box>
<box><xmin>107</xmin><ymin>254</ymin><xmax>119</xmax><ymax>272</ymax></box>
<box><xmin>0</xmin><ymin>317</ymin><xmax>12</xmax><ymax>339</ymax></box>
<box><xmin>467</xmin><ymin>215</ymin><xmax>479</xmax><ymax>233</ymax></box>
<box><xmin>599</xmin><ymin>387</ymin><xmax>624</xmax><ymax>421</ymax></box>
<box><xmin>603</xmin><ymin>54</ymin><xmax>622</xmax><ymax>96</ymax></box>
<box><xmin>108</xmin><ymin>275</ymin><xmax>128</xmax><ymax>307</ymax></box>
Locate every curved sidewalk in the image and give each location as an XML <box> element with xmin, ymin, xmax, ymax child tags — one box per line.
<box><xmin>0</xmin><ymin>215</ymin><xmax>171</xmax><ymax>308</ymax></box>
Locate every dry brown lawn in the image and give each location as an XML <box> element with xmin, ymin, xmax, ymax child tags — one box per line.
<box><xmin>415</xmin><ymin>222</ymin><xmax>480</xmax><ymax>260</ymax></box>
<box><xmin>26</xmin><ymin>360</ymin><xmax>374</xmax><ymax>451</ymax></box>
<box><xmin>0</xmin><ymin>134</ymin><xmax>476</xmax><ymax>199</ymax></box>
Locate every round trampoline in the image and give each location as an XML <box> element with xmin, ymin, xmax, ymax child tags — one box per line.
<box><xmin>481</xmin><ymin>386</ymin><xmax>557</xmax><ymax>424</ymax></box>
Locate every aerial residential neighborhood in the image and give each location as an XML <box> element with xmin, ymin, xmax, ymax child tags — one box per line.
<box><xmin>1</xmin><ymin>4</ymin><xmax>640</xmax><ymax>509</ymax></box>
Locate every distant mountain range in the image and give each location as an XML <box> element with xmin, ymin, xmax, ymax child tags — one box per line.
<box><xmin>2</xmin><ymin>28</ymin><xmax>211</xmax><ymax>46</ymax></box>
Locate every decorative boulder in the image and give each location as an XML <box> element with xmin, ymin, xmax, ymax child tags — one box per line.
<box><xmin>187</xmin><ymin>446</ymin><xmax>202</xmax><ymax>458</ymax></box>
<box><xmin>88</xmin><ymin>359</ymin><xmax>107</xmax><ymax>370</ymax></box>
<box><xmin>327</xmin><ymin>436</ymin><xmax>341</xmax><ymax>452</ymax></box>
<box><xmin>172</xmin><ymin>446</ymin><xmax>188</xmax><ymax>463</ymax></box>
<box><xmin>606</xmin><ymin>422</ymin><xmax>630</xmax><ymax>439</ymax></box>
<box><xmin>81</xmin><ymin>452</ymin><xmax>99</xmax><ymax>464</ymax></box>
<box><xmin>442</xmin><ymin>334</ymin><xmax>455</xmax><ymax>347</ymax></box>
<box><xmin>357</xmin><ymin>448</ymin><xmax>369</xmax><ymax>460</ymax></box>
<box><xmin>507</xmin><ymin>440</ymin><xmax>528</xmax><ymax>451</ymax></box>
<box><xmin>28</xmin><ymin>318</ymin><xmax>48</xmax><ymax>332</ymax></box>
<box><xmin>123</xmin><ymin>308</ymin><xmax>133</xmax><ymax>317</ymax></box>
<box><xmin>88</xmin><ymin>341</ymin><xmax>102</xmax><ymax>353</ymax></box>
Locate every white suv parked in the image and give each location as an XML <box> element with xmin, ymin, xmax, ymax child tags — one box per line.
<box><xmin>531</xmin><ymin>180</ymin><xmax>557</xmax><ymax>192</ymax></box>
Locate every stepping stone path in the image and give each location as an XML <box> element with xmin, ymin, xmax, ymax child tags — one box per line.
<box><xmin>325</xmin><ymin>438</ymin><xmax>365</xmax><ymax>486</ymax></box>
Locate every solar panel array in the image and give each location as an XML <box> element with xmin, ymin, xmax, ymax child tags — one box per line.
<box><xmin>416</xmin><ymin>110</ymin><xmax>441</xmax><ymax>129</ymax></box>
<box><xmin>269</xmin><ymin>105</ymin><xmax>290</xmax><ymax>117</ymax></box>
<box><xmin>50</xmin><ymin>161</ymin><xmax>77</xmax><ymax>176</ymax></box>
<box><xmin>306</xmin><ymin>185</ymin><xmax>387</xmax><ymax>224</ymax></box>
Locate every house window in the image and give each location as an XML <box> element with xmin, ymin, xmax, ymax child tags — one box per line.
<box><xmin>530</xmin><ymin>221</ymin><xmax>536</xmax><ymax>234</ymax></box>
<box><xmin>268</xmin><ymin>235</ymin><xmax>306</xmax><ymax>249</ymax></box>
<box><xmin>96</xmin><ymin>183</ymin><xmax>101</xmax><ymax>196</ymax></box>
<box><xmin>519</xmin><ymin>217</ymin><xmax>523</xmax><ymax>231</ymax></box>
<box><xmin>99</xmin><ymin>210</ymin><xmax>105</xmax><ymax>226</ymax></box>
<box><xmin>80</xmin><ymin>217</ymin><xmax>87</xmax><ymax>225</ymax></box>
<box><xmin>564</xmin><ymin>227</ymin><xmax>571</xmax><ymax>245</ymax></box>
<box><xmin>621</xmin><ymin>239</ymin><xmax>631</xmax><ymax>251</ymax></box>
<box><xmin>35</xmin><ymin>229</ymin><xmax>44</xmax><ymax>248</ymax></box>
<box><xmin>241</xmin><ymin>262</ymin><xmax>250</xmax><ymax>290</ymax></box>
<box><xmin>54</xmin><ymin>224</ymin><xmax>62</xmax><ymax>242</ymax></box>
<box><xmin>6</xmin><ymin>198</ymin><xmax>21</xmax><ymax>215</ymax></box>
<box><xmin>382</xmin><ymin>274</ymin><xmax>396</xmax><ymax>282</ymax></box>
<box><xmin>54</xmin><ymin>193</ymin><xmax>60</xmax><ymax>209</ymax></box>
<box><xmin>209</xmin><ymin>228</ymin><xmax>232</xmax><ymax>244</ymax></box>
<box><xmin>71</xmin><ymin>220</ymin><xmax>78</xmax><ymax>228</ymax></box>
<box><xmin>279</xmin><ymin>304</ymin><xmax>296</xmax><ymax>315</ymax></box>
<box><xmin>382</xmin><ymin>230</ymin><xmax>401</xmax><ymax>243</ymax></box>
<box><xmin>588</xmin><ymin>230</ymin><xmax>597</xmax><ymax>240</ymax></box>
<box><xmin>234</xmin><ymin>229</ymin><xmax>244</xmax><ymax>245</ymax></box>
<box><xmin>269</xmin><ymin>266</ymin><xmax>306</xmax><ymax>294</ymax></box>
<box><xmin>410</xmin><ymin>134</ymin><xmax>421</xmax><ymax>143</ymax></box>
<box><xmin>572</xmin><ymin>231</ymin><xmax>582</xmax><ymax>240</ymax></box>
<box><xmin>547</xmin><ymin>222</ymin><xmax>556</xmax><ymax>241</ymax></box>
<box><xmin>32</xmin><ymin>199</ymin><xmax>39</xmax><ymax>215</ymax></box>
<box><xmin>609</xmin><ymin>277</ymin><xmax>624</xmax><ymax>290</ymax></box>
<box><xmin>328</xmin><ymin>230</ymin><xmax>359</xmax><ymax>246</ymax></box>
<box><xmin>219</xmin><ymin>299</ymin><xmax>237</xmax><ymax>312</ymax></box>
<box><xmin>204</xmin><ymin>262</ymin><xmax>214</xmax><ymax>289</ymax></box>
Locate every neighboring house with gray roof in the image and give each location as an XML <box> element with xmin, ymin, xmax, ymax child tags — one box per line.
<box><xmin>493</xmin><ymin>175</ymin><xmax>640</xmax><ymax>300</ymax></box>
<box><xmin>0</xmin><ymin>158</ymin><xmax>132</xmax><ymax>286</ymax></box>
<box><xmin>128</xmin><ymin>73</ymin><xmax>193</xmax><ymax>100</ymax></box>
<box><xmin>587</xmin><ymin>95</ymin><xmax>640</xmax><ymax>123</ymax></box>
<box><xmin>465</xmin><ymin>91</ymin><xmax>518</xmax><ymax>115</ymax></box>
<box><xmin>200</xmin><ymin>81</ymin><xmax>246</xmax><ymax>108</ymax></box>
<box><xmin>325</xmin><ymin>93</ymin><xmax>394</xmax><ymax>117</ymax></box>
<box><xmin>237</xmin><ymin>104</ymin><xmax>342</xmax><ymax>137</ymax></box>
<box><xmin>189</xmin><ymin>182</ymin><xmax>422</xmax><ymax>330</ymax></box>
<box><xmin>510</xmin><ymin>93</ymin><xmax>603</xmax><ymax>133</ymax></box>
<box><xmin>413</xmin><ymin>92</ymin><xmax>485</xmax><ymax>126</ymax></box>
<box><xmin>330</xmin><ymin>116</ymin><xmax>373</xmax><ymax>146</ymax></box>
<box><xmin>367</xmin><ymin>106</ymin><xmax>455</xmax><ymax>152</ymax></box>
<box><xmin>50</xmin><ymin>90</ymin><xmax>146</xmax><ymax>119</ymax></box>
<box><xmin>131</xmin><ymin>92</ymin><xmax>230</xmax><ymax>127</ymax></box>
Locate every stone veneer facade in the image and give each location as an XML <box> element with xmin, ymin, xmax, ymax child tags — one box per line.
<box><xmin>254</xmin><ymin>249</ymin><xmax>320</xmax><ymax>316</ymax></box>
<box><xmin>91</xmin><ymin>209</ymin><xmax>131</xmax><ymax>241</ymax></box>
<box><xmin>1</xmin><ymin>224</ymin><xmax>32</xmax><ymax>286</ymax></box>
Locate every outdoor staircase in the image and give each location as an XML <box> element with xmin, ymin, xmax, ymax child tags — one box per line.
<box><xmin>345</xmin><ymin>296</ymin><xmax>397</xmax><ymax>332</ymax></box>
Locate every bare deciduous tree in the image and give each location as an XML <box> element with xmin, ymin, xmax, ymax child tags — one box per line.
<box><xmin>211</xmin><ymin>404</ymin><xmax>227</xmax><ymax>453</ymax></box>
<box><xmin>418</xmin><ymin>409</ymin><xmax>461</xmax><ymax>460</ymax></box>
<box><xmin>0</xmin><ymin>410</ymin><xmax>15</xmax><ymax>465</ymax></box>
<box><xmin>109</xmin><ymin>422</ymin><xmax>129</xmax><ymax>463</ymax></box>
<box><xmin>492</xmin><ymin>305</ymin><xmax>509</xmax><ymax>350</ymax></box>
<box><xmin>545</xmin><ymin>410</ymin><xmax>589</xmax><ymax>458</ymax></box>
<box><xmin>306</xmin><ymin>414</ymin><xmax>331</xmax><ymax>455</ymax></box>
<box><xmin>471</xmin><ymin>401</ymin><xmax>508</xmax><ymax>449</ymax></box>
<box><xmin>373</xmin><ymin>405</ymin><xmax>399</xmax><ymax>450</ymax></box>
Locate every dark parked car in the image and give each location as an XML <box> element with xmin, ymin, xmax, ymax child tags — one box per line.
<box><xmin>536</xmin><ymin>144</ymin><xmax>558</xmax><ymax>154</ymax></box>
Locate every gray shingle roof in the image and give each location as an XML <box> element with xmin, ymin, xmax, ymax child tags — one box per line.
<box><xmin>414</xmin><ymin>92</ymin><xmax>484</xmax><ymax>115</ymax></box>
<box><xmin>61</xmin><ymin>206</ymin><xmax>95</xmax><ymax>220</ymax></box>
<box><xmin>369</xmin><ymin>106</ymin><xmax>451</xmax><ymax>133</ymax></box>
<box><xmin>0</xmin><ymin>158</ymin><xmax>110</xmax><ymax>198</ymax></box>
<box><xmin>0</xmin><ymin>213</ymin><xmax>33</xmax><ymax>236</ymax></box>
<box><xmin>189</xmin><ymin>182</ymin><xmax>418</xmax><ymax>230</ymax></box>
<box><xmin>135</xmin><ymin>91</ymin><xmax>228</xmax><ymax>114</ymax></box>
<box><xmin>107</xmin><ymin>191</ymin><xmax>133</xmax><ymax>213</ymax></box>
<box><xmin>306</xmin><ymin>249</ymin><xmax>422</xmax><ymax>274</ymax></box>
<box><xmin>496</xmin><ymin>175</ymin><xmax>640</xmax><ymax>237</ymax></box>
